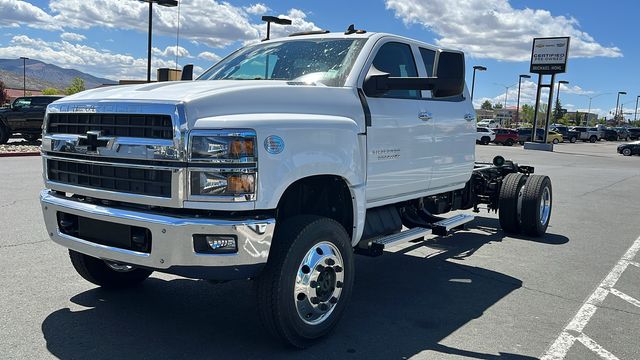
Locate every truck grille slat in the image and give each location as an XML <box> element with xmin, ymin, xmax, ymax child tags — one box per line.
<box><xmin>47</xmin><ymin>159</ymin><xmax>172</xmax><ymax>198</ymax></box>
<box><xmin>47</xmin><ymin>113</ymin><xmax>173</xmax><ymax>140</ymax></box>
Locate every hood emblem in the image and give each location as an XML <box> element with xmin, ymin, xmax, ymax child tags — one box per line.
<box><xmin>78</xmin><ymin>131</ymin><xmax>110</xmax><ymax>153</ymax></box>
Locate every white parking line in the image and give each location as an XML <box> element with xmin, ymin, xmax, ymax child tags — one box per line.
<box><xmin>541</xmin><ymin>235</ymin><xmax>640</xmax><ymax>360</ymax></box>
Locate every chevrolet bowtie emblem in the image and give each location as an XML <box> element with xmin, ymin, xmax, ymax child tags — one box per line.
<box><xmin>78</xmin><ymin>131</ymin><xmax>109</xmax><ymax>152</ymax></box>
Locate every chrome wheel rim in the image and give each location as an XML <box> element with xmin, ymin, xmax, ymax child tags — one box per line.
<box><xmin>104</xmin><ymin>261</ymin><xmax>135</xmax><ymax>272</ymax></box>
<box><xmin>294</xmin><ymin>241</ymin><xmax>344</xmax><ymax>325</ymax></box>
<box><xmin>539</xmin><ymin>186</ymin><xmax>551</xmax><ymax>226</ymax></box>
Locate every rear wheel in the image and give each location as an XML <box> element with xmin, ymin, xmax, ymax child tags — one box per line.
<box><xmin>569</xmin><ymin>136</ymin><xmax>577</xmax><ymax>143</ymax></box>
<box><xmin>552</xmin><ymin>138</ymin><xmax>559</xmax><ymax>144</ymax></box>
<box><xmin>0</xmin><ymin>124</ymin><xmax>9</xmax><ymax>144</ymax></box>
<box><xmin>520</xmin><ymin>175</ymin><xmax>552</xmax><ymax>237</ymax></box>
<box><xmin>256</xmin><ymin>215</ymin><xmax>354</xmax><ymax>348</ymax></box>
<box><xmin>505</xmin><ymin>138</ymin><xmax>514</xmax><ymax>146</ymax></box>
<box><xmin>622</xmin><ymin>148</ymin><xmax>632</xmax><ymax>156</ymax></box>
<box><xmin>481</xmin><ymin>136</ymin><xmax>490</xmax><ymax>145</ymax></box>
<box><xmin>69</xmin><ymin>250</ymin><xmax>152</xmax><ymax>288</ymax></box>
<box><xmin>589</xmin><ymin>136</ymin><xmax>597</xmax><ymax>143</ymax></box>
<box><xmin>22</xmin><ymin>134</ymin><xmax>40</xmax><ymax>142</ymax></box>
<box><xmin>499</xmin><ymin>173</ymin><xmax>527</xmax><ymax>234</ymax></box>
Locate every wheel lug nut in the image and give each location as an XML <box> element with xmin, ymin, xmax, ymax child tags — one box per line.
<box><xmin>336</xmin><ymin>281</ymin><xmax>343</xmax><ymax>288</ymax></box>
<box><xmin>319</xmin><ymin>303</ymin><xmax>329</xmax><ymax>311</ymax></box>
<box><xmin>325</xmin><ymin>258</ymin><xmax>335</xmax><ymax>266</ymax></box>
<box><xmin>334</xmin><ymin>266</ymin><xmax>343</xmax><ymax>273</ymax></box>
<box><xmin>310</xmin><ymin>297</ymin><xmax>319</xmax><ymax>304</ymax></box>
<box><xmin>310</xmin><ymin>280</ymin><xmax>317</xmax><ymax>288</ymax></box>
<box><xmin>330</xmin><ymin>297</ymin><xmax>338</xmax><ymax>304</ymax></box>
<box><xmin>316</xmin><ymin>265</ymin><xmax>325</xmax><ymax>272</ymax></box>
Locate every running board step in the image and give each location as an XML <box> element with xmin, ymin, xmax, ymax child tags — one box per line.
<box><xmin>431</xmin><ymin>214</ymin><xmax>475</xmax><ymax>236</ymax></box>
<box><xmin>355</xmin><ymin>227</ymin><xmax>431</xmax><ymax>257</ymax></box>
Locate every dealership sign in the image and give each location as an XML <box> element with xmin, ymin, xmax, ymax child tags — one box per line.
<box><xmin>530</xmin><ymin>37</ymin><xmax>570</xmax><ymax>74</ymax></box>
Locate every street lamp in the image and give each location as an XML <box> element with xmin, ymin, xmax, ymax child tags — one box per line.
<box><xmin>555</xmin><ymin>80</ymin><xmax>569</xmax><ymax>120</ymax></box>
<box><xmin>579</xmin><ymin>92</ymin><xmax>611</xmax><ymax>127</ymax></box>
<box><xmin>515</xmin><ymin>74</ymin><xmax>531</xmax><ymax>126</ymax></box>
<box><xmin>19</xmin><ymin>56</ymin><xmax>28</xmax><ymax>96</ymax></box>
<box><xmin>615</xmin><ymin>91</ymin><xmax>626</xmax><ymax>123</ymax></box>
<box><xmin>634</xmin><ymin>95</ymin><xmax>639</xmax><ymax>122</ymax></box>
<box><xmin>141</xmin><ymin>0</ymin><xmax>178</xmax><ymax>83</ymax></box>
<box><xmin>470</xmin><ymin>65</ymin><xmax>486</xmax><ymax>101</ymax></box>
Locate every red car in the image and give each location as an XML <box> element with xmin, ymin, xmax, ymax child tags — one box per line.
<box><xmin>493</xmin><ymin>128</ymin><xmax>519</xmax><ymax>146</ymax></box>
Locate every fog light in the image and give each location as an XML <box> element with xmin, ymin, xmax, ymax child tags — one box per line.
<box><xmin>193</xmin><ymin>234</ymin><xmax>238</xmax><ymax>254</ymax></box>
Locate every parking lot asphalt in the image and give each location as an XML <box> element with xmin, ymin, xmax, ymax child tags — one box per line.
<box><xmin>1</xmin><ymin>141</ymin><xmax>639</xmax><ymax>360</ymax></box>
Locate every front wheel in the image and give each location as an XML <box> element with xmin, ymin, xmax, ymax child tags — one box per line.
<box><xmin>622</xmin><ymin>148</ymin><xmax>632</xmax><ymax>156</ymax></box>
<box><xmin>481</xmin><ymin>136</ymin><xmax>490</xmax><ymax>145</ymax></box>
<box><xmin>22</xmin><ymin>134</ymin><xmax>40</xmax><ymax>142</ymax></box>
<box><xmin>69</xmin><ymin>250</ymin><xmax>152</xmax><ymax>288</ymax></box>
<box><xmin>552</xmin><ymin>138</ymin><xmax>559</xmax><ymax>144</ymax></box>
<box><xmin>0</xmin><ymin>124</ymin><xmax>9</xmax><ymax>144</ymax></box>
<box><xmin>570</xmin><ymin>136</ymin><xmax>577</xmax><ymax>143</ymax></box>
<box><xmin>505</xmin><ymin>138</ymin><xmax>514</xmax><ymax>146</ymax></box>
<box><xmin>256</xmin><ymin>215</ymin><xmax>354</xmax><ymax>348</ymax></box>
<box><xmin>589</xmin><ymin>136</ymin><xmax>597</xmax><ymax>143</ymax></box>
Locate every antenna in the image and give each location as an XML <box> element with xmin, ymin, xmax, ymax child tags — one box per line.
<box><xmin>261</xmin><ymin>15</ymin><xmax>292</xmax><ymax>41</ymax></box>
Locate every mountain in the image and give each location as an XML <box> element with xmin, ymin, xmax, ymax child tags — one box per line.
<box><xmin>0</xmin><ymin>59</ymin><xmax>116</xmax><ymax>90</ymax></box>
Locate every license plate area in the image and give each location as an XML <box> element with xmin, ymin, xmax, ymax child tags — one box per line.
<box><xmin>57</xmin><ymin>212</ymin><xmax>152</xmax><ymax>253</ymax></box>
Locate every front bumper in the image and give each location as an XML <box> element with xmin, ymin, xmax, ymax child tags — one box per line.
<box><xmin>40</xmin><ymin>190</ymin><xmax>275</xmax><ymax>280</ymax></box>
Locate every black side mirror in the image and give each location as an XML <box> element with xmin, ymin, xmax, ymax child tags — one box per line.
<box><xmin>363</xmin><ymin>66</ymin><xmax>437</xmax><ymax>97</ymax></box>
<box><xmin>432</xmin><ymin>50</ymin><xmax>465</xmax><ymax>98</ymax></box>
<box><xmin>181</xmin><ymin>64</ymin><xmax>194</xmax><ymax>81</ymax></box>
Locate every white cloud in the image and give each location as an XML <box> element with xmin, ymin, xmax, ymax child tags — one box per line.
<box><xmin>152</xmin><ymin>45</ymin><xmax>191</xmax><ymax>58</ymax></box>
<box><xmin>198</xmin><ymin>51</ymin><xmax>221</xmax><ymax>62</ymax></box>
<box><xmin>49</xmin><ymin>0</ymin><xmax>261</xmax><ymax>48</ymax></box>
<box><xmin>386</xmin><ymin>0</ymin><xmax>622</xmax><ymax>61</ymax></box>
<box><xmin>244</xmin><ymin>3</ymin><xmax>269</xmax><ymax>15</ymax></box>
<box><xmin>60</xmin><ymin>32</ymin><xmax>86</xmax><ymax>42</ymax></box>
<box><xmin>0</xmin><ymin>35</ymin><xmax>174</xmax><ymax>80</ymax></box>
<box><xmin>0</xmin><ymin>0</ymin><xmax>59</xmax><ymax>30</ymax></box>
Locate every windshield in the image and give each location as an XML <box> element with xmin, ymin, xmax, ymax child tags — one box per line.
<box><xmin>198</xmin><ymin>38</ymin><xmax>367</xmax><ymax>87</ymax></box>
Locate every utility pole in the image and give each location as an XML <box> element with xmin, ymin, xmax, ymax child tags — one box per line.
<box><xmin>20</xmin><ymin>57</ymin><xmax>28</xmax><ymax>96</ymax></box>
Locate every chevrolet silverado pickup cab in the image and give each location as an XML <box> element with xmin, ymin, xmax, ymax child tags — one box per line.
<box><xmin>40</xmin><ymin>31</ymin><xmax>553</xmax><ymax>347</ymax></box>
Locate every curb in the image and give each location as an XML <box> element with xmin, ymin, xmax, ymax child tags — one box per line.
<box><xmin>0</xmin><ymin>152</ymin><xmax>41</xmax><ymax>158</ymax></box>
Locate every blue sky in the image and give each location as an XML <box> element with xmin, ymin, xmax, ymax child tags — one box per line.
<box><xmin>1</xmin><ymin>0</ymin><xmax>638</xmax><ymax>118</ymax></box>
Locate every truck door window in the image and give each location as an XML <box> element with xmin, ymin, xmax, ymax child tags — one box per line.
<box><xmin>418</xmin><ymin>48</ymin><xmax>436</xmax><ymax>76</ymax></box>
<box><xmin>371</xmin><ymin>42</ymin><xmax>419</xmax><ymax>99</ymax></box>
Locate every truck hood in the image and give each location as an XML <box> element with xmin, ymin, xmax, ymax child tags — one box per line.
<box><xmin>58</xmin><ymin>80</ymin><xmax>293</xmax><ymax>103</ymax></box>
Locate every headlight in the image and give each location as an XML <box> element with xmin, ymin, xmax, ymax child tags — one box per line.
<box><xmin>189</xmin><ymin>130</ymin><xmax>256</xmax><ymax>162</ymax></box>
<box><xmin>190</xmin><ymin>171</ymin><xmax>256</xmax><ymax>197</ymax></box>
<box><xmin>188</xmin><ymin>129</ymin><xmax>257</xmax><ymax>201</ymax></box>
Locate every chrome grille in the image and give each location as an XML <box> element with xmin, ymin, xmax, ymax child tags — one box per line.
<box><xmin>47</xmin><ymin>113</ymin><xmax>173</xmax><ymax>140</ymax></box>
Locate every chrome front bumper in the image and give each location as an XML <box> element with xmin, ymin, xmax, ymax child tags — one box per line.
<box><xmin>40</xmin><ymin>190</ymin><xmax>275</xmax><ymax>280</ymax></box>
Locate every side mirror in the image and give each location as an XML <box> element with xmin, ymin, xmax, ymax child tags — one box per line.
<box><xmin>363</xmin><ymin>66</ymin><xmax>437</xmax><ymax>97</ymax></box>
<box><xmin>432</xmin><ymin>50</ymin><xmax>465</xmax><ymax>98</ymax></box>
<box><xmin>181</xmin><ymin>64</ymin><xmax>194</xmax><ymax>81</ymax></box>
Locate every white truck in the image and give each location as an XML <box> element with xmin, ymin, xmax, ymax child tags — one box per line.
<box><xmin>40</xmin><ymin>30</ymin><xmax>553</xmax><ymax>347</ymax></box>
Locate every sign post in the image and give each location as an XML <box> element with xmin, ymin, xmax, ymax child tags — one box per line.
<box><xmin>528</xmin><ymin>37</ymin><xmax>570</xmax><ymax>150</ymax></box>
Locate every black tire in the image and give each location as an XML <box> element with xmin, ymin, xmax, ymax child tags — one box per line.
<box><xmin>552</xmin><ymin>138</ymin><xmax>559</xmax><ymax>144</ymax></box>
<box><xmin>505</xmin><ymin>138</ymin><xmax>514</xmax><ymax>146</ymax></box>
<box><xmin>520</xmin><ymin>175</ymin><xmax>552</xmax><ymax>237</ymax></box>
<box><xmin>481</xmin><ymin>136</ymin><xmax>490</xmax><ymax>145</ymax></box>
<box><xmin>519</xmin><ymin>141</ymin><xmax>525</xmax><ymax>145</ymax></box>
<box><xmin>256</xmin><ymin>215</ymin><xmax>354</xmax><ymax>348</ymax></box>
<box><xmin>589</xmin><ymin>136</ymin><xmax>597</xmax><ymax>143</ymax></box>
<box><xmin>499</xmin><ymin>173</ymin><xmax>527</xmax><ymax>234</ymax></box>
<box><xmin>22</xmin><ymin>134</ymin><xmax>40</xmax><ymax>142</ymax></box>
<box><xmin>569</xmin><ymin>136</ymin><xmax>577</xmax><ymax>143</ymax></box>
<box><xmin>69</xmin><ymin>250</ymin><xmax>152</xmax><ymax>288</ymax></box>
<box><xmin>0</xmin><ymin>124</ymin><xmax>9</xmax><ymax>145</ymax></box>
<box><xmin>622</xmin><ymin>148</ymin><xmax>632</xmax><ymax>156</ymax></box>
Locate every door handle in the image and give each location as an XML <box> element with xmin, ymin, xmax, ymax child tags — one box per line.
<box><xmin>418</xmin><ymin>111</ymin><xmax>433</xmax><ymax>121</ymax></box>
<box><xmin>464</xmin><ymin>113</ymin><xmax>475</xmax><ymax>122</ymax></box>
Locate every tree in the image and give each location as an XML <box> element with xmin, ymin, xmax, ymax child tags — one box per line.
<box><xmin>0</xmin><ymin>80</ymin><xmax>7</xmax><ymax>105</ymax></box>
<box><xmin>520</xmin><ymin>104</ymin><xmax>534</xmax><ymax>123</ymax></box>
<box><xmin>480</xmin><ymin>100</ymin><xmax>492</xmax><ymax>110</ymax></box>
<box><xmin>553</xmin><ymin>98</ymin><xmax>563</xmax><ymax>120</ymax></box>
<box><xmin>42</xmin><ymin>88</ymin><xmax>62</xmax><ymax>95</ymax></box>
<box><xmin>65</xmin><ymin>77</ymin><xmax>85</xmax><ymax>95</ymax></box>
<box><xmin>493</xmin><ymin>103</ymin><xmax>503</xmax><ymax>110</ymax></box>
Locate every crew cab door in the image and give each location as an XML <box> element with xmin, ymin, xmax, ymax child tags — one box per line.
<box><xmin>416</xmin><ymin>47</ymin><xmax>475</xmax><ymax>191</ymax></box>
<box><xmin>6</xmin><ymin>97</ymin><xmax>32</xmax><ymax>133</ymax></box>
<box><xmin>363</xmin><ymin>40</ymin><xmax>434</xmax><ymax>204</ymax></box>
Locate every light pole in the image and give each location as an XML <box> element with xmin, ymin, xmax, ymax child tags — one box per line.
<box><xmin>554</xmin><ymin>80</ymin><xmax>569</xmax><ymax>121</ymax></box>
<box><xmin>515</xmin><ymin>74</ymin><xmax>531</xmax><ymax>126</ymax></box>
<box><xmin>141</xmin><ymin>0</ymin><xmax>178</xmax><ymax>83</ymax></box>
<box><xmin>634</xmin><ymin>95</ymin><xmax>639</xmax><ymax>123</ymax></box>
<box><xmin>579</xmin><ymin>92</ymin><xmax>611</xmax><ymax>127</ymax></box>
<box><xmin>19</xmin><ymin>56</ymin><xmax>28</xmax><ymax>96</ymax></box>
<box><xmin>615</xmin><ymin>91</ymin><xmax>626</xmax><ymax>124</ymax></box>
<box><xmin>470</xmin><ymin>65</ymin><xmax>486</xmax><ymax>101</ymax></box>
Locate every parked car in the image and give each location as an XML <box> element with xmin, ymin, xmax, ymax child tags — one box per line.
<box><xmin>614</xmin><ymin>127</ymin><xmax>630</xmax><ymax>141</ymax></box>
<box><xmin>551</xmin><ymin>125</ymin><xmax>579</xmax><ymax>143</ymax></box>
<box><xmin>628</xmin><ymin>128</ymin><xmax>640</xmax><ymax>140</ymax></box>
<box><xmin>493</xmin><ymin>128</ymin><xmax>518</xmax><ymax>146</ymax></box>
<box><xmin>588</xmin><ymin>127</ymin><xmax>605</xmax><ymax>141</ymax></box>
<box><xmin>477</xmin><ymin>118</ymin><xmax>501</xmax><ymax>128</ymax></box>
<box><xmin>617</xmin><ymin>141</ymin><xmax>640</xmax><ymax>156</ymax></box>
<box><xmin>569</xmin><ymin>126</ymin><xmax>600</xmax><ymax>143</ymax></box>
<box><xmin>517</xmin><ymin>128</ymin><xmax>562</xmax><ymax>144</ymax></box>
<box><xmin>476</xmin><ymin>126</ymin><xmax>495</xmax><ymax>145</ymax></box>
<box><xmin>0</xmin><ymin>95</ymin><xmax>64</xmax><ymax>143</ymax></box>
<box><xmin>603</xmin><ymin>129</ymin><xmax>619</xmax><ymax>141</ymax></box>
